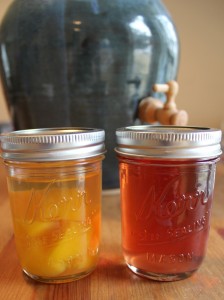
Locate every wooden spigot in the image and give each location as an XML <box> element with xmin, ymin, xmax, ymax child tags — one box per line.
<box><xmin>138</xmin><ymin>80</ymin><xmax>188</xmax><ymax>126</ymax></box>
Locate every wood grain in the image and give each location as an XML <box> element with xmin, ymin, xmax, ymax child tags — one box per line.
<box><xmin>0</xmin><ymin>160</ymin><xmax>224</xmax><ymax>300</ymax></box>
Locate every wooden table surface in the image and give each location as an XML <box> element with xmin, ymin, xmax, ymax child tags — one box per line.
<box><xmin>0</xmin><ymin>159</ymin><xmax>224</xmax><ymax>300</ymax></box>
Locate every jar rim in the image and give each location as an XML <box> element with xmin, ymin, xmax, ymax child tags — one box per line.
<box><xmin>115</xmin><ymin>125</ymin><xmax>222</xmax><ymax>159</ymax></box>
<box><xmin>0</xmin><ymin>127</ymin><xmax>105</xmax><ymax>161</ymax></box>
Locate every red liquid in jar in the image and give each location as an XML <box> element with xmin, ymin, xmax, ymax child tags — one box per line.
<box><xmin>119</xmin><ymin>157</ymin><xmax>216</xmax><ymax>277</ymax></box>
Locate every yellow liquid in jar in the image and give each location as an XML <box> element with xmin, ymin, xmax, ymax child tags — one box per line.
<box><xmin>7</xmin><ymin>160</ymin><xmax>102</xmax><ymax>281</ymax></box>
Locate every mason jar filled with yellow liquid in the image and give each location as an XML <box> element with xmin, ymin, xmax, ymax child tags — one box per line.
<box><xmin>0</xmin><ymin>128</ymin><xmax>105</xmax><ymax>283</ymax></box>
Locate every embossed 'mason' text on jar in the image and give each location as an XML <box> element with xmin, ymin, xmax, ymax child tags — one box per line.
<box><xmin>0</xmin><ymin>128</ymin><xmax>105</xmax><ymax>283</ymax></box>
<box><xmin>115</xmin><ymin>125</ymin><xmax>222</xmax><ymax>281</ymax></box>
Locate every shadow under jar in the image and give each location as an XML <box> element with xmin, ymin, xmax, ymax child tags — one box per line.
<box><xmin>115</xmin><ymin>125</ymin><xmax>222</xmax><ymax>281</ymax></box>
<box><xmin>0</xmin><ymin>127</ymin><xmax>105</xmax><ymax>283</ymax></box>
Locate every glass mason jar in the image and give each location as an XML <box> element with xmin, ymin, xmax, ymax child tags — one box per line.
<box><xmin>0</xmin><ymin>0</ymin><xmax>179</xmax><ymax>189</ymax></box>
<box><xmin>0</xmin><ymin>127</ymin><xmax>105</xmax><ymax>283</ymax></box>
<box><xmin>115</xmin><ymin>125</ymin><xmax>222</xmax><ymax>281</ymax></box>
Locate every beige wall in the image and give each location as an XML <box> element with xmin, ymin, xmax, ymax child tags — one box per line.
<box><xmin>164</xmin><ymin>0</ymin><xmax>224</xmax><ymax>128</ymax></box>
<box><xmin>0</xmin><ymin>0</ymin><xmax>224</xmax><ymax>128</ymax></box>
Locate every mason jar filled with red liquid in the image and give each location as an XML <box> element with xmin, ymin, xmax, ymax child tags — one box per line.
<box><xmin>0</xmin><ymin>128</ymin><xmax>105</xmax><ymax>283</ymax></box>
<box><xmin>115</xmin><ymin>125</ymin><xmax>222</xmax><ymax>281</ymax></box>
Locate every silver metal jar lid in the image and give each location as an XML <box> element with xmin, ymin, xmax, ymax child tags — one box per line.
<box><xmin>115</xmin><ymin>125</ymin><xmax>222</xmax><ymax>159</ymax></box>
<box><xmin>0</xmin><ymin>127</ymin><xmax>105</xmax><ymax>162</ymax></box>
